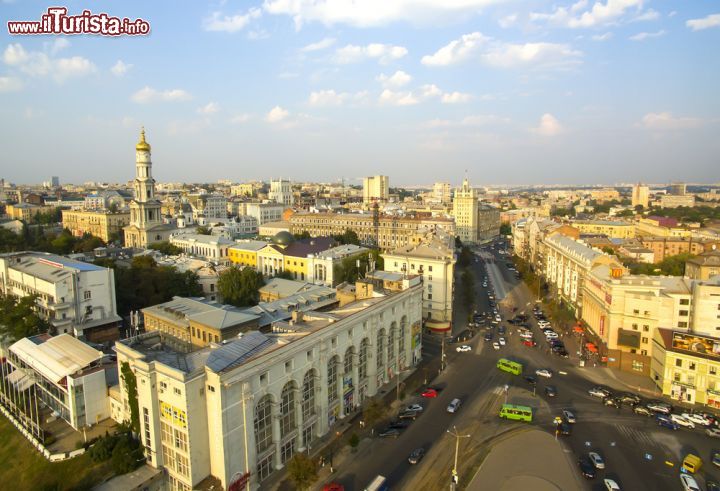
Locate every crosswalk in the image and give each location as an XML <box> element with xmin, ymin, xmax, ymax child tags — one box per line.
<box><xmin>614</xmin><ymin>424</ymin><xmax>660</xmax><ymax>450</ymax></box>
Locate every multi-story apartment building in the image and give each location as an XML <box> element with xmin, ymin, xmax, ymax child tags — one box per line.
<box><xmin>382</xmin><ymin>235</ymin><xmax>455</xmax><ymax>332</ymax></box>
<box><xmin>452</xmin><ymin>178</ymin><xmax>478</xmax><ymax>244</ymax></box>
<box><xmin>432</xmin><ymin>182</ymin><xmax>452</xmax><ymax>205</ymax></box>
<box><xmin>61</xmin><ymin>209</ymin><xmax>130</xmax><ymax>242</ymax></box>
<box><xmin>231</xmin><ymin>183</ymin><xmax>261</xmax><ymax>197</ymax></box>
<box><xmin>589</xmin><ymin>188</ymin><xmax>620</xmax><ymax>202</ymax></box>
<box><xmin>289</xmin><ymin>212</ymin><xmax>455</xmax><ymax>251</ymax></box>
<box><xmin>245</xmin><ymin>202</ymin><xmax>284</xmax><ymax>225</ymax></box>
<box><xmin>686</xmin><ymin>251</ymin><xmax>720</xmax><ymax>280</ymax></box>
<box><xmin>269</xmin><ymin>179</ymin><xmax>293</xmax><ymax>207</ymax></box>
<box><xmin>0</xmin><ymin>252</ymin><xmax>121</xmax><ymax>342</ymax></box>
<box><xmin>169</xmin><ymin>234</ymin><xmax>235</xmax><ymax>264</ymax></box>
<box><xmin>228</xmin><ymin>240</ymin><xmax>268</xmax><ymax>269</ymax></box>
<box><xmin>543</xmin><ymin>234</ymin><xmax>623</xmax><ymax>314</ymax></box>
<box><xmin>631</xmin><ymin>183</ymin><xmax>650</xmax><ymax>209</ymax></box>
<box><xmin>638</xmin><ymin>236</ymin><xmax>720</xmax><ymax>263</ymax></box>
<box><xmin>571</xmin><ymin>220</ymin><xmax>636</xmax><ymax>239</ymax></box>
<box><xmin>83</xmin><ymin>190</ymin><xmax>125</xmax><ymax>210</ymax></box>
<box><xmin>658</xmin><ymin>194</ymin><xmax>695</xmax><ymax>208</ymax></box>
<box><xmin>187</xmin><ymin>194</ymin><xmax>228</xmax><ymax>222</ymax></box>
<box><xmin>305</xmin><ymin>244</ymin><xmax>369</xmax><ymax>287</ymax></box>
<box><xmin>477</xmin><ymin>205</ymin><xmax>501</xmax><ymax>243</ymax></box>
<box><xmin>256</xmin><ymin>235</ymin><xmax>334</xmax><ymax>280</ymax></box>
<box><xmin>362</xmin><ymin>175</ymin><xmax>389</xmax><ymax>204</ymax></box>
<box><xmin>670</xmin><ymin>182</ymin><xmax>687</xmax><ymax>196</ymax></box>
<box><xmin>511</xmin><ymin>217</ymin><xmax>579</xmax><ymax>271</ymax></box>
<box><xmin>5</xmin><ymin>203</ymin><xmax>57</xmax><ymax>221</ymax></box>
<box><xmin>111</xmin><ymin>273</ymin><xmax>423</xmax><ymax>490</ymax></box>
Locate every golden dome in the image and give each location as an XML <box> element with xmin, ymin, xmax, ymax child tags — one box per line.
<box><xmin>136</xmin><ymin>127</ymin><xmax>151</xmax><ymax>152</ymax></box>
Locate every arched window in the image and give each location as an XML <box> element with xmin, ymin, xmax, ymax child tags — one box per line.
<box><xmin>388</xmin><ymin>322</ymin><xmax>396</xmax><ymax>362</ymax></box>
<box><xmin>399</xmin><ymin>315</ymin><xmax>407</xmax><ymax>354</ymax></box>
<box><xmin>280</xmin><ymin>381</ymin><xmax>296</xmax><ymax>438</ymax></box>
<box><xmin>302</xmin><ymin>370</ymin><xmax>316</xmax><ymax>420</ymax></box>
<box><xmin>254</xmin><ymin>395</ymin><xmax>273</xmax><ymax>455</ymax></box>
<box><xmin>344</xmin><ymin>346</ymin><xmax>354</xmax><ymax>376</ymax></box>
<box><xmin>377</xmin><ymin>329</ymin><xmax>386</xmax><ymax>372</ymax></box>
<box><xmin>359</xmin><ymin>339</ymin><xmax>369</xmax><ymax>380</ymax></box>
<box><xmin>328</xmin><ymin>356</ymin><xmax>339</xmax><ymax>404</ymax></box>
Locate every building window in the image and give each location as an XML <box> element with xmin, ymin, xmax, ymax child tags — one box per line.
<box><xmin>285</xmin><ymin>361</ymin><xmax>292</xmax><ymax>373</ymax></box>
<box><xmin>641</xmin><ymin>349</ymin><xmax>647</xmax><ymax>356</ymax></box>
<box><xmin>643</xmin><ymin>325</ymin><xmax>649</xmax><ymax>332</ymax></box>
<box><xmin>257</xmin><ymin>454</ymin><xmax>273</xmax><ymax>482</ymax></box>
<box><xmin>306</xmin><ymin>350</ymin><xmax>313</xmax><ymax>362</ymax></box>
<box><xmin>631</xmin><ymin>360</ymin><xmax>644</xmax><ymax>372</ymax></box>
<box><xmin>678</xmin><ymin>322</ymin><xmax>688</xmax><ymax>328</ymax></box>
<box><xmin>143</xmin><ymin>407</ymin><xmax>151</xmax><ymax>448</ymax></box>
<box><xmin>174</xmin><ymin>387</ymin><xmax>181</xmax><ymax>396</ymax></box>
<box><xmin>281</xmin><ymin>440</ymin><xmax>295</xmax><ymax>465</ymax></box>
<box><xmin>84</xmin><ymin>290</ymin><xmax>92</xmax><ymax>300</ymax></box>
<box><xmin>641</xmin><ymin>337</ymin><xmax>648</xmax><ymax>344</ymax></box>
<box><xmin>427</xmin><ymin>293</ymin><xmax>432</xmax><ymax>300</ymax></box>
<box><xmin>260</xmin><ymin>373</ymin><xmax>268</xmax><ymax>386</ymax></box>
<box><xmin>280</xmin><ymin>382</ymin><xmax>297</xmax><ymax>438</ymax></box>
<box><xmin>680</xmin><ymin>298</ymin><xmax>689</xmax><ymax>305</ymax></box>
<box><xmin>689</xmin><ymin>362</ymin><xmax>696</xmax><ymax>370</ymax></box>
<box><xmin>679</xmin><ymin>310</ymin><xmax>689</xmax><ymax>317</ymax></box>
<box><xmin>302</xmin><ymin>370</ymin><xmax>316</xmax><ymax>420</ymax></box>
<box><xmin>328</xmin><ymin>356</ymin><xmax>339</xmax><ymax>405</ymax></box>
<box><xmin>711</xmin><ymin>366</ymin><xmax>717</xmax><ymax>376</ymax></box>
<box><xmin>254</xmin><ymin>395</ymin><xmax>273</xmax><ymax>454</ymax></box>
<box><xmin>359</xmin><ymin>339</ymin><xmax>369</xmax><ymax>380</ymax></box>
<box><xmin>632</xmin><ymin>323</ymin><xmax>638</xmax><ymax>330</ymax></box>
<box><xmin>676</xmin><ymin>359</ymin><xmax>682</xmax><ymax>367</ymax></box>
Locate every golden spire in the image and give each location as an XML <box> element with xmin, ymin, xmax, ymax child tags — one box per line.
<box><xmin>136</xmin><ymin>126</ymin><xmax>151</xmax><ymax>152</ymax></box>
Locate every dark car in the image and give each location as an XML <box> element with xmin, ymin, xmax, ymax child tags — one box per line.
<box><xmin>378</xmin><ymin>428</ymin><xmax>400</xmax><ymax>438</ymax></box>
<box><xmin>545</xmin><ymin>385</ymin><xmax>558</xmax><ymax>397</ymax></box>
<box><xmin>657</xmin><ymin>418</ymin><xmax>679</xmax><ymax>430</ymax></box>
<box><xmin>484</xmin><ymin>333</ymin><xmax>494</xmax><ymax>342</ymax></box>
<box><xmin>559</xmin><ymin>422</ymin><xmax>572</xmax><ymax>435</ymax></box>
<box><xmin>408</xmin><ymin>447</ymin><xmax>425</xmax><ymax>465</ymax></box>
<box><xmin>555</xmin><ymin>349</ymin><xmax>570</xmax><ymax>358</ymax></box>
<box><xmin>388</xmin><ymin>420</ymin><xmax>409</xmax><ymax>430</ymax></box>
<box><xmin>550</xmin><ymin>340</ymin><xmax>565</xmax><ymax>348</ymax></box>
<box><xmin>578</xmin><ymin>456</ymin><xmax>596</xmax><ymax>479</ymax></box>
<box><xmin>498</xmin><ymin>326</ymin><xmax>507</xmax><ymax>336</ymax></box>
<box><xmin>525</xmin><ymin>375</ymin><xmax>537</xmax><ymax>385</ymax></box>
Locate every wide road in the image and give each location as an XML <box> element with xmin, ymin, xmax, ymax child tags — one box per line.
<box><xmin>327</xmin><ymin>238</ymin><xmax>720</xmax><ymax>491</ymax></box>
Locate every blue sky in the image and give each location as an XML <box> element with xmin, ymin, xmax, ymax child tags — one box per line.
<box><xmin>1</xmin><ymin>1</ymin><xmax>718</xmax><ymax>186</ymax></box>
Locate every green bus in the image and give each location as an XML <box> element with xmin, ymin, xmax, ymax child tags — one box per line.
<box><xmin>496</xmin><ymin>358</ymin><xmax>523</xmax><ymax>375</ymax></box>
<box><xmin>499</xmin><ymin>404</ymin><xmax>533</xmax><ymax>422</ymax></box>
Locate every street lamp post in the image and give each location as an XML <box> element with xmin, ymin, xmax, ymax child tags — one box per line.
<box><xmin>447</xmin><ymin>425</ymin><xmax>471</xmax><ymax>490</ymax></box>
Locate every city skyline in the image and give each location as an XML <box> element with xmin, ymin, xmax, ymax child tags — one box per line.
<box><xmin>1</xmin><ymin>1</ymin><xmax>719</xmax><ymax>184</ymax></box>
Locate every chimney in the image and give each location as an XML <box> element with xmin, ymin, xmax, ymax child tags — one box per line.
<box><xmin>291</xmin><ymin>310</ymin><xmax>304</xmax><ymax>324</ymax></box>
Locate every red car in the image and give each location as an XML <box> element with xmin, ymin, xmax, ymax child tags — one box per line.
<box><xmin>522</xmin><ymin>339</ymin><xmax>537</xmax><ymax>347</ymax></box>
<box><xmin>323</xmin><ymin>484</ymin><xmax>344</xmax><ymax>491</ymax></box>
<box><xmin>421</xmin><ymin>388</ymin><xmax>439</xmax><ymax>398</ymax></box>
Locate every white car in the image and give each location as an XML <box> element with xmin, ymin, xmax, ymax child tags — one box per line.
<box><xmin>706</xmin><ymin>427</ymin><xmax>720</xmax><ymax>438</ymax></box>
<box><xmin>680</xmin><ymin>474</ymin><xmax>701</xmax><ymax>491</ymax></box>
<box><xmin>495</xmin><ymin>315</ymin><xmax>502</xmax><ymax>322</ymax></box>
<box><xmin>456</xmin><ymin>345</ymin><xmax>472</xmax><ymax>353</ymax></box>
<box><xmin>588</xmin><ymin>451</ymin><xmax>605</xmax><ymax>469</ymax></box>
<box><xmin>405</xmin><ymin>404</ymin><xmax>423</xmax><ymax>413</ymax></box>
<box><xmin>670</xmin><ymin>414</ymin><xmax>695</xmax><ymax>429</ymax></box>
<box><xmin>537</xmin><ymin>320</ymin><xmax>551</xmax><ymax>327</ymax></box>
<box><xmin>604</xmin><ymin>478</ymin><xmax>621</xmax><ymax>491</ymax></box>
<box><xmin>499</xmin><ymin>337</ymin><xmax>506</xmax><ymax>346</ymax></box>
<box><xmin>545</xmin><ymin>332</ymin><xmax>559</xmax><ymax>340</ymax></box>
<box><xmin>535</xmin><ymin>368</ymin><xmax>553</xmax><ymax>378</ymax></box>
<box><xmin>520</xmin><ymin>331</ymin><xmax>533</xmax><ymax>339</ymax></box>
<box><xmin>492</xmin><ymin>342</ymin><xmax>501</xmax><ymax>350</ymax></box>
<box><xmin>589</xmin><ymin>387</ymin><xmax>611</xmax><ymax>398</ymax></box>
<box><xmin>682</xmin><ymin>412</ymin><xmax>711</xmax><ymax>426</ymax></box>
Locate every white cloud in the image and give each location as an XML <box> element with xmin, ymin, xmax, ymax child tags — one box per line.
<box><xmin>203</xmin><ymin>8</ymin><xmax>261</xmax><ymax>32</ymax></box>
<box><xmin>530</xmin><ymin>0</ymin><xmax>645</xmax><ymax>28</ymax></box>
<box><xmin>481</xmin><ymin>42</ymin><xmax>581</xmax><ymax>69</ymax></box>
<box><xmin>48</xmin><ymin>38</ymin><xmax>69</xmax><ymax>55</ymax></box>
<box><xmin>334</xmin><ymin>43</ymin><xmax>408</xmax><ymax>64</ymax></box>
<box><xmin>634</xmin><ymin>9</ymin><xmax>659</xmax><ymax>22</ymax></box>
<box><xmin>441</xmin><ymin>91</ymin><xmax>473</xmax><ymax>104</ymax></box>
<box><xmin>301</xmin><ymin>37</ymin><xmax>336</xmax><ymax>52</ymax></box>
<box><xmin>668</xmin><ymin>11</ymin><xmax>677</xmax><ymax>18</ymax></box>
<box><xmin>498</xmin><ymin>14</ymin><xmax>517</xmax><ymax>28</ymax></box>
<box><xmin>230</xmin><ymin>114</ymin><xmax>251</xmax><ymax>124</ymax></box>
<box><xmin>422</xmin><ymin>33</ymin><xmax>581</xmax><ymax>69</ymax></box>
<box><xmin>131</xmin><ymin>86</ymin><xmax>192</xmax><ymax>103</ymax></box>
<box><xmin>111</xmin><ymin>60</ymin><xmax>132</xmax><ymax>76</ymax></box>
<box><xmin>263</xmin><ymin>0</ymin><xmax>505</xmax><ymax>28</ymax></box>
<box><xmin>628</xmin><ymin>30</ymin><xmax>665</xmax><ymax>41</ymax></box>
<box><xmin>0</xmin><ymin>76</ymin><xmax>22</xmax><ymax>92</ymax></box>
<box><xmin>686</xmin><ymin>13</ymin><xmax>720</xmax><ymax>31</ymax></box>
<box><xmin>640</xmin><ymin>112</ymin><xmax>702</xmax><ymax>130</ymax></box>
<box><xmin>3</xmin><ymin>43</ymin><xmax>95</xmax><ymax>81</ymax></box>
<box><xmin>376</xmin><ymin>70</ymin><xmax>412</xmax><ymax>88</ymax></box>
<box><xmin>378</xmin><ymin>89</ymin><xmax>419</xmax><ymax>106</ymax></box>
<box><xmin>425</xmin><ymin>114</ymin><xmax>509</xmax><ymax>128</ymax></box>
<box><xmin>266</xmin><ymin>105</ymin><xmax>289</xmax><ymax>123</ymax></box>
<box><xmin>308</xmin><ymin>89</ymin><xmax>348</xmax><ymax>106</ymax></box>
<box><xmin>198</xmin><ymin>102</ymin><xmax>220</xmax><ymax>114</ymax></box>
<box><xmin>533</xmin><ymin>113</ymin><xmax>563</xmax><ymax>136</ymax></box>
<box><xmin>591</xmin><ymin>32</ymin><xmax>613</xmax><ymax>41</ymax></box>
<box><xmin>421</xmin><ymin>32</ymin><xmax>488</xmax><ymax>66</ymax></box>
<box><xmin>420</xmin><ymin>84</ymin><xmax>442</xmax><ymax>98</ymax></box>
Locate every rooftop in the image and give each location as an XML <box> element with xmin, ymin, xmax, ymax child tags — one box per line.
<box><xmin>384</xmin><ymin>236</ymin><xmax>454</xmax><ymax>260</ymax></box>
<box><xmin>310</xmin><ymin>243</ymin><xmax>368</xmax><ymax>260</ymax></box>
<box><xmin>0</xmin><ymin>251</ymin><xmax>105</xmax><ymax>282</ymax></box>
<box><xmin>544</xmin><ymin>234</ymin><xmax>603</xmax><ymax>265</ymax></box>
<box><xmin>170</xmin><ymin>234</ymin><xmax>235</xmax><ymax>246</ymax></box>
<box><xmin>228</xmin><ymin>239</ymin><xmax>269</xmax><ymax>252</ymax></box>
<box><xmin>10</xmin><ymin>333</ymin><xmax>103</xmax><ymax>384</ymax></box>
<box><xmin>687</xmin><ymin>250</ymin><xmax>720</xmax><ymax>267</ymax></box>
<box><xmin>142</xmin><ymin>297</ymin><xmax>259</xmax><ymax>330</ymax></box>
<box><xmin>259</xmin><ymin>278</ymin><xmax>331</xmax><ymax>298</ymax></box>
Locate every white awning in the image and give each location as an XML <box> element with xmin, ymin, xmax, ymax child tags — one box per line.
<box><xmin>9</xmin><ymin>334</ymin><xmax>102</xmax><ymax>384</ymax></box>
<box><xmin>6</xmin><ymin>367</ymin><xmax>35</xmax><ymax>392</ymax></box>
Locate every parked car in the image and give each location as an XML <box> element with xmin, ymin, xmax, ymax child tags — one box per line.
<box><xmin>405</xmin><ymin>404</ymin><xmax>423</xmax><ymax>413</ymax></box>
<box><xmin>633</xmin><ymin>405</ymin><xmax>653</xmax><ymax>417</ymax></box>
<box><xmin>604</xmin><ymin>478</ymin><xmax>621</xmax><ymax>491</ymax></box>
<box><xmin>456</xmin><ymin>345</ymin><xmax>472</xmax><ymax>353</ymax></box>
<box><xmin>408</xmin><ymin>447</ymin><xmax>425</xmax><ymax>465</ymax></box>
<box><xmin>658</xmin><ymin>418</ymin><xmax>679</xmax><ymax>430</ymax></box>
<box><xmin>603</xmin><ymin>396</ymin><xmax>621</xmax><ymax>408</ymax></box>
<box><xmin>562</xmin><ymin>409</ymin><xmax>577</xmax><ymax>424</ymax></box>
<box><xmin>706</xmin><ymin>481</ymin><xmax>720</xmax><ymax>491</ymax></box>
<box><xmin>499</xmin><ymin>337</ymin><xmax>506</xmax><ymax>346</ymax></box>
<box><xmin>680</xmin><ymin>474</ymin><xmax>701</xmax><ymax>491</ymax></box>
<box><xmin>388</xmin><ymin>420</ymin><xmax>409</xmax><ymax>430</ymax></box>
<box><xmin>544</xmin><ymin>385</ymin><xmax>558</xmax><ymax>397</ymax></box>
<box><xmin>647</xmin><ymin>402</ymin><xmax>671</xmax><ymax>414</ymax></box>
<box><xmin>670</xmin><ymin>414</ymin><xmax>695</xmax><ymax>429</ymax></box>
<box><xmin>378</xmin><ymin>428</ymin><xmax>400</xmax><ymax>438</ymax></box>
<box><xmin>535</xmin><ymin>368</ymin><xmax>553</xmax><ymax>378</ymax></box>
<box><xmin>578</xmin><ymin>456</ymin><xmax>597</xmax><ymax>479</ymax></box>
<box><xmin>555</xmin><ymin>348</ymin><xmax>570</xmax><ymax>358</ymax></box>
<box><xmin>484</xmin><ymin>333</ymin><xmax>493</xmax><ymax>342</ymax></box>
<box><xmin>712</xmin><ymin>451</ymin><xmax>720</xmax><ymax>468</ymax></box>
<box><xmin>589</xmin><ymin>452</ymin><xmax>605</xmax><ymax>469</ymax></box>
<box><xmin>525</xmin><ymin>375</ymin><xmax>537</xmax><ymax>385</ymax></box>
<box><xmin>447</xmin><ymin>398</ymin><xmax>462</xmax><ymax>413</ymax></box>
<box><xmin>421</xmin><ymin>388</ymin><xmax>438</xmax><ymax>398</ymax></box>
<box><xmin>618</xmin><ymin>393</ymin><xmax>641</xmax><ymax>405</ymax></box>
<box><xmin>545</xmin><ymin>331</ymin><xmax>559</xmax><ymax>340</ymax></box>
<box><xmin>522</xmin><ymin>339</ymin><xmax>538</xmax><ymax>347</ymax></box>
<box><xmin>492</xmin><ymin>342</ymin><xmax>501</xmax><ymax>350</ymax></box>
<box><xmin>706</xmin><ymin>427</ymin><xmax>720</xmax><ymax>438</ymax></box>
<box><xmin>589</xmin><ymin>387</ymin><xmax>611</xmax><ymax>398</ymax></box>
<box><xmin>682</xmin><ymin>412</ymin><xmax>711</xmax><ymax>426</ymax></box>
<box><xmin>398</xmin><ymin>410</ymin><xmax>418</xmax><ymax>420</ymax></box>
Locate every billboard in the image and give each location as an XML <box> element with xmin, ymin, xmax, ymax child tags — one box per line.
<box><xmin>671</xmin><ymin>332</ymin><xmax>720</xmax><ymax>358</ymax></box>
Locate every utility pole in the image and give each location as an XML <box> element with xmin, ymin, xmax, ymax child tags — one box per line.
<box><xmin>441</xmin><ymin>335</ymin><xmax>446</xmax><ymax>372</ymax></box>
<box><xmin>447</xmin><ymin>425</ymin><xmax>470</xmax><ymax>490</ymax></box>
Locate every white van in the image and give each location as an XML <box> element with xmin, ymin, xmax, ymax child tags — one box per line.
<box><xmin>447</xmin><ymin>398</ymin><xmax>462</xmax><ymax>413</ymax></box>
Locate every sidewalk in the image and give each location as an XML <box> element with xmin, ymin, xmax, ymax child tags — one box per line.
<box><xmin>467</xmin><ymin>428</ymin><xmax>585</xmax><ymax>491</ymax></box>
<box><xmin>578</xmin><ymin>365</ymin><xmax>662</xmax><ymax>398</ymax></box>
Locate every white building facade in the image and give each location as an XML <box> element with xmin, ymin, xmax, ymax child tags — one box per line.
<box><xmin>269</xmin><ymin>179</ymin><xmax>293</xmax><ymax>207</ymax></box>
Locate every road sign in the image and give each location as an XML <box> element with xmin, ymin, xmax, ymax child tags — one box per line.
<box><xmin>553</xmin><ymin>417</ymin><xmax>563</xmax><ymax>425</ymax></box>
<box><xmin>645</xmin><ymin>453</ymin><xmax>653</xmax><ymax>461</ymax></box>
<box><xmin>610</xmin><ymin>441</ymin><xmax>616</xmax><ymax>447</ymax></box>
<box><xmin>585</xmin><ymin>441</ymin><xmax>591</xmax><ymax>447</ymax></box>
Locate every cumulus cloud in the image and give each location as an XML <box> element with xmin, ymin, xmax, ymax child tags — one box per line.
<box><xmin>198</xmin><ymin>102</ymin><xmax>220</xmax><ymax>114</ymax></box>
<box><xmin>686</xmin><ymin>13</ymin><xmax>720</xmax><ymax>31</ymax></box>
<box><xmin>3</xmin><ymin>43</ymin><xmax>95</xmax><ymax>81</ymax></box>
<box><xmin>111</xmin><ymin>60</ymin><xmax>132</xmax><ymax>76</ymax></box>
<box><xmin>628</xmin><ymin>30</ymin><xmax>665</xmax><ymax>41</ymax></box>
<box><xmin>498</xmin><ymin>14</ymin><xmax>518</xmax><ymax>28</ymax></box>
<box><xmin>530</xmin><ymin>0</ymin><xmax>646</xmax><ymax>28</ymax></box>
<box><xmin>592</xmin><ymin>32</ymin><xmax>613</xmax><ymax>41</ymax></box>
<box><xmin>203</xmin><ymin>8</ymin><xmax>262</xmax><ymax>32</ymax></box>
<box><xmin>421</xmin><ymin>33</ymin><xmax>581</xmax><ymax>69</ymax></box>
<box><xmin>0</xmin><ymin>76</ymin><xmax>22</xmax><ymax>92</ymax></box>
<box><xmin>266</xmin><ymin>105</ymin><xmax>290</xmax><ymax>123</ymax></box>
<box><xmin>640</xmin><ymin>112</ymin><xmax>702</xmax><ymax>130</ymax></box>
<box><xmin>633</xmin><ymin>9</ymin><xmax>659</xmax><ymax>22</ymax></box>
<box><xmin>441</xmin><ymin>91</ymin><xmax>473</xmax><ymax>104</ymax></box>
<box><xmin>334</xmin><ymin>43</ymin><xmax>408</xmax><ymax>64</ymax></box>
<box><xmin>131</xmin><ymin>86</ymin><xmax>192</xmax><ymax>103</ymax></box>
<box><xmin>229</xmin><ymin>114</ymin><xmax>251</xmax><ymax>124</ymax></box>
<box><xmin>378</xmin><ymin>89</ymin><xmax>419</xmax><ymax>106</ymax></box>
<box><xmin>301</xmin><ymin>37</ymin><xmax>336</xmax><ymax>52</ymax></box>
<box><xmin>533</xmin><ymin>113</ymin><xmax>563</xmax><ymax>136</ymax></box>
<box><xmin>263</xmin><ymin>0</ymin><xmax>504</xmax><ymax>28</ymax></box>
<box><xmin>376</xmin><ymin>70</ymin><xmax>412</xmax><ymax>88</ymax></box>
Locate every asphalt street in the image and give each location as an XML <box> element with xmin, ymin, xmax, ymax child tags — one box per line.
<box><xmin>325</xmin><ymin>239</ymin><xmax>720</xmax><ymax>491</ymax></box>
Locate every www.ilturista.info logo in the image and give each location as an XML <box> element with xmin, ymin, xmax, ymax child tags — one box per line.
<box><xmin>7</xmin><ymin>7</ymin><xmax>150</xmax><ymax>36</ymax></box>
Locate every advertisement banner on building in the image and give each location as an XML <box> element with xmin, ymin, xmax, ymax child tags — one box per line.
<box><xmin>672</xmin><ymin>332</ymin><xmax>720</xmax><ymax>358</ymax></box>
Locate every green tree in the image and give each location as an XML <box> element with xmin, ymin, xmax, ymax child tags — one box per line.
<box><xmin>0</xmin><ymin>294</ymin><xmax>52</xmax><ymax>342</ymax></box>
<box><xmin>460</xmin><ymin>270</ymin><xmax>476</xmax><ymax>311</ymax></box>
<box><xmin>110</xmin><ymin>434</ymin><xmax>144</xmax><ymax>474</ymax></box>
<box><xmin>362</xmin><ymin>398</ymin><xmax>385</xmax><ymax>427</ymax></box>
<box><xmin>120</xmin><ymin>362</ymin><xmax>139</xmax><ymax>434</ymax></box>
<box><xmin>629</xmin><ymin>253</ymin><xmax>693</xmax><ymax>276</ymax></box>
<box><xmin>457</xmin><ymin>246</ymin><xmax>473</xmax><ymax>269</ymax></box>
<box><xmin>195</xmin><ymin>225</ymin><xmax>212</xmax><ymax>235</ymax></box>
<box><xmin>148</xmin><ymin>241</ymin><xmax>183</xmax><ymax>255</ymax></box>
<box><xmin>217</xmin><ymin>266</ymin><xmax>265</xmax><ymax>307</ymax></box>
<box><xmin>286</xmin><ymin>453</ymin><xmax>318</xmax><ymax>491</ymax></box>
<box><xmin>333</xmin><ymin>250</ymin><xmax>382</xmax><ymax>284</ymax></box>
<box><xmin>499</xmin><ymin>223</ymin><xmax>512</xmax><ymax>236</ymax></box>
<box><xmin>334</xmin><ymin>229</ymin><xmax>360</xmax><ymax>246</ymax></box>
<box><xmin>293</xmin><ymin>231</ymin><xmax>311</xmax><ymax>240</ymax></box>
